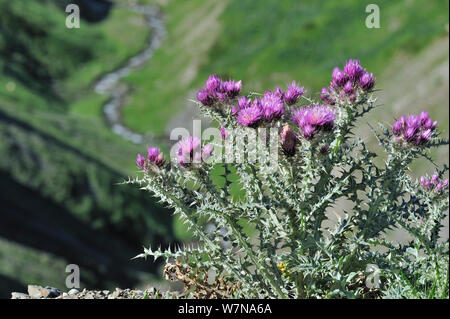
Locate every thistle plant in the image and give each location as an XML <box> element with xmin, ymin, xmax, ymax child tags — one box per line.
<box><xmin>128</xmin><ymin>59</ymin><xmax>449</xmax><ymax>299</ymax></box>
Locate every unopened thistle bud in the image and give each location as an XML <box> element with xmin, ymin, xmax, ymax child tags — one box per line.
<box><xmin>281</xmin><ymin>124</ymin><xmax>297</xmax><ymax>156</ymax></box>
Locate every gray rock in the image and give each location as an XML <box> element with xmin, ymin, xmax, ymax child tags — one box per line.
<box><xmin>28</xmin><ymin>285</ymin><xmax>43</xmax><ymax>298</ymax></box>
<box><xmin>68</xmin><ymin>289</ymin><xmax>79</xmax><ymax>295</ymax></box>
<box><xmin>44</xmin><ymin>286</ymin><xmax>61</xmax><ymax>298</ymax></box>
<box><xmin>11</xmin><ymin>292</ymin><xmax>30</xmax><ymax>299</ymax></box>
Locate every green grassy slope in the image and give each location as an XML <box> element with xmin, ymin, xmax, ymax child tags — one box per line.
<box><xmin>0</xmin><ymin>0</ymin><xmax>173</xmax><ymax>297</ymax></box>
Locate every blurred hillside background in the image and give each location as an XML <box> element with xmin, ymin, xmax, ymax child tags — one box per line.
<box><xmin>0</xmin><ymin>0</ymin><xmax>448</xmax><ymax>298</ymax></box>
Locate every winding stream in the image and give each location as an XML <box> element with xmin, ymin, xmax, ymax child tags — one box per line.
<box><xmin>94</xmin><ymin>4</ymin><xmax>166</xmax><ymax>144</ymax></box>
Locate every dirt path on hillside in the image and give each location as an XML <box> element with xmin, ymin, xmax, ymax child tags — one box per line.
<box><xmin>94</xmin><ymin>3</ymin><xmax>166</xmax><ymax>144</ymax></box>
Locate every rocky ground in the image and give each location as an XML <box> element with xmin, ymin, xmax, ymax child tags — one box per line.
<box><xmin>11</xmin><ymin>285</ymin><xmax>177</xmax><ymax>299</ymax></box>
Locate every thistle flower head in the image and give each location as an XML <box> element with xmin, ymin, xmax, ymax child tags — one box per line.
<box><xmin>392</xmin><ymin>111</ymin><xmax>437</xmax><ymax>146</ymax></box>
<box><xmin>222</xmin><ymin>80</ymin><xmax>242</xmax><ymax>98</ymax></box>
<box><xmin>392</xmin><ymin>116</ymin><xmax>406</xmax><ymax>136</ymax></box>
<box><xmin>260</xmin><ymin>91</ymin><xmax>284</xmax><ymax>120</ymax></box>
<box><xmin>176</xmin><ymin>136</ymin><xmax>202</xmax><ymax>167</ymax></box>
<box><xmin>206</xmin><ymin>74</ymin><xmax>222</xmax><ymax>93</ymax></box>
<box><xmin>424</xmin><ymin>118</ymin><xmax>437</xmax><ymax>130</ymax></box>
<box><xmin>328</xmin><ymin>60</ymin><xmax>375</xmax><ymax>103</ymax></box>
<box><xmin>147</xmin><ymin>146</ymin><xmax>165</xmax><ymax>167</ymax></box>
<box><xmin>216</xmin><ymin>92</ymin><xmax>227</xmax><ymax>103</ymax></box>
<box><xmin>320</xmin><ymin>87</ymin><xmax>335</xmax><ymax>105</ymax></box>
<box><xmin>197</xmin><ymin>89</ymin><xmax>214</xmax><ymax>106</ymax></box>
<box><xmin>344</xmin><ymin>59</ymin><xmax>364</xmax><ymax>82</ymax></box>
<box><xmin>420</xmin><ymin>174</ymin><xmax>449</xmax><ymax>193</ymax></box>
<box><xmin>237</xmin><ymin>96</ymin><xmax>250</xmax><ymax>108</ymax></box>
<box><xmin>343</xmin><ymin>81</ymin><xmax>353</xmax><ymax>95</ymax></box>
<box><xmin>332</xmin><ymin>67</ymin><xmax>347</xmax><ymax>87</ymax></box>
<box><xmin>274</xmin><ymin>87</ymin><xmax>284</xmax><ymax>99</ymax></box>
<box><xmin>292</xmin><ymin>105</ymin><xmax>335</xmax><ymax>139</ymax></box>
<box><xmin>237</xmin><ymin>105</ymin><xmax>262</xmax><ymax>127</ymax></box>
<box><xmin>284</xmin><ymin>81</ymin><xmax>304</xmax><ymax>105</ymax></box>
<box><xmin>359</xmin><ymin>72</ymin><xmax>375</xmax><ymax>91</ymax></box>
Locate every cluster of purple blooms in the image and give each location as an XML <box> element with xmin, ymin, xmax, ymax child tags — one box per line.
<box><xmin>392</xmin><ymin>111</ymin><xmax>437</xmax><ymax>146</ymax></box>
<box><xmin>292</xmin><ymin>105</ymin><xmax>335</xmax><ymax>140</ymax></box>
<box><xmin>175</xmin><ymin>136</ymin><xmax>214</xmax><ymax>168</ymax></box>
<box><xmin>196</xmin><ymin>75</ymin><xmax>304</xmax><ymax>128</ymax></box>
<box><xmin>137</xmin><ymin>60</ymin><xmax>442</xmax><ymax>170</ymax></box>
<box><xmin>233</xmin><ymin>81</ymin><xmax>304</xmax><ymax>127</ymax></box>
<box><xmin>196</xmin><ymin>74</ymin><xmax>242</xmax><ymax>106</ymax></box>
<box><xmin>136</xmin><ymin>146</ymin><xmax>165</xmax><ymax>170</ymax></box>
<box><xmin>321</xmin><ymin>59</ymin><xmax>375</xmax><ymax>105</ymax></box>
<box><xmin>420</xmin><ymin>174</ymin><xmax>449</xmax><ymax>193</ymax></box>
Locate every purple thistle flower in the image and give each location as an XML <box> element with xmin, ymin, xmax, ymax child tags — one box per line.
<box><xmin>280</xmin><ymin>124</ymin><xmax>296</xmax><ymax>155</ymax></box>
<box><xmin>261</xmin><ymin>91</ymin><xmax>284</xmax><ymax>120</ymax></box>
<box><xmin>284</xmin><ymin>81</ymin><xmax>304</xmax><ymax>105</ymax></box>
<box><xmin>136</xmin><ymin>153</ymin><xmax>145</xmax><ymax>170</ymax></box>
<box><xmin>435</xmin><ymin>182</ymin><xmax>444</xmax><ymax>192</ymax></box>
<box><xmin>359</xmin><ymin>72</ymin><xmax>375</xmax><ymax>91</ymax></box>
<box><xmin>238</xmin><ymin>96</ymin><xmax>251</xmax><ymax>108</ymax></box>
<box><xmin>392</xmin><ymin>116</ymin><xmax>406</xmax><ymax>136</ymax></box>
<box><xmin>302</xmin><ymin>125</ymin><xmax>316</xmax><ymax>139</ymax></box>
<box><xmin>206</xmin><ymin>74</ymin><xmax>222</xmax><ymax>93</ymax></box>
<box><xmin>343</xmin><ymin>81</ymin><xmax>353</xmax><ymax>95</ymax></box>
<box><xmin>418</xmin><ymin>129</ymin><xmax>432</xmax><ymax>145</ymax></box>
<box><xmin>320</xmin><ymin>87</ymin><xmax>335</xmax><ymax>105</ymax></box>
<box><xmin>423</xmin><ymin>178</ymin><xmax>432</xmax><ymax>190</ymax></box>
<box><xmin>392</xmin><ymin>112</ymin><xmax>437</xmax><ymax>146</ymax></box>
<box><xmin>420</xmin><ymin>173</ymin><xmax>449</xmax><ymax>193</ymax></box>
<box><xmin>406</xmin><ymin>115</ymin><xmax>421</xmax><ymax>131</ymax></box>
<box><xmin>431</xmin><ymin>173</ymin><xmax>439</xmax><ymax>185</ymax></box>
<box><xmin>419</xmin><ymin>111</ymin><xmax>429</xmax><ymax>124</ymax></box>
<box><xmin>222</xmin><ymin>80</ymin><xmax>242</xmax><ymax>98</ymax></box>
<box><xmin>147</xmin><ymin>146</ymin><xmax>165</xmax><ymax>167</ymax></box>
<box><xmin>216</xmin><ymin>92</ymin><xmax>227</xmax><ymax>103</ymax></box>
<box><xmin>292</xmin><ymin>105</ymin><xmax>335</xmax><ymax>139</ymax></box>
<box><xmin>404</xmin><ymin>126</ymin><xmax>417</xmax><ymax>142</ymax></box>
<box><xmin>274</xmin><ymin>87</ymin><xmax>284</xmax><ymax>99</ymax></box>
<box><xmin>344</xmin><ymin>59</ymin><xmax>364</xmax><ymax>82</ymax></box>
<box><xmin>420</xmin><ymin>174</ymin><xmax>448</xmax><ymax>193</ymax></box>
<box><xmin>423</xmin><ymin>117</ymin><xmax>437</xmax><ymax>130</ymax></box>
<box><xmin>176</xmin><ymin>136</ymin><xmax>201</xmax><ymax>167</ymax></box>
<box><xmin>332</xmin><ymin>67</ymin><xmax>347</xmax><ymax>87</ymax></box>
<box><xmin>197</xmin><ymin>89</ymin><xmax>214</xmax><ymax>106</ymax></box>
<box><xmin>420</xmin><ymin>176</ymin><xmax>427</xmax><ymax>186</ymax></box>
<box><xmin>147</xmin><ymin>146</ymin><xmax>161</xmax><ymax>161</ymax></box>
<box><xmin>237</xmin><ymin>105</ymin><xmax>262</xmax><ymax>127</ymax></box>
